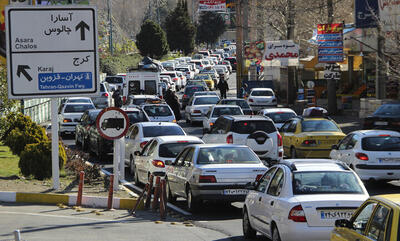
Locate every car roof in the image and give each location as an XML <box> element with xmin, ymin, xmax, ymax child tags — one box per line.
<box><xmin>136</xmin><ymin>122</ymin><xmax>180</xmax><ymax>127</ymax></box>
<box><xmin>120</xmin><ymin>107</ymin><xmax>141</xmax><ymax>111</ymax></box>
<box><xmin>212</xmin><ymin>105</ymin><xmax>240</xmax><ymax>109</ymax></box>
<box><xmin>280</xmin><ymin>159</ymin><xmax>350</xmax><ymax>172</ymax></box>
<box><xmin>193</xmin><ymin>95</ymin><xmax>219</xmax><ymax>99</ymax></box>
<box><xmin>261</xmin><ymin>108</ymin><xmax>296</xmax><ymax>113</ymax></box>
<box><xmin>220</xmin><ymin>98</ymin><xmax>246</xmax><ymax>101</ymax></box>
<box><xmin>66</xmin><ymin>97</ymin><xmax>92</xmax><ymax>100</ymax></box>
<box><xmin>351</xmin><ymin>130</ymin><xmax>400</xmax><ymax>136</ymax></box>
<box><xmin>130</xmin><ymin>95</ymin><xmax>159</xmax><ymax>98</ymax></box>
<box><xmin>64</xmin><ymin>102</ymin><xmax>94</xmax><ymax>106</ymax></box>
<box><xmin>374</xmin><ymin>194</ymin><xmax>400</xmax><ymax>207</ymax></box>
<box><xmin>155</xmin><ymin>135</ymin><xmax>203</xmax><ymax>143</ymax></box>
<box><xmin>221</xmin><ymin>115</ymin><xmax>269</xmax><ymax>121</ymax></box>
<box><xmin>251</xmin><ymin>88</ymin><xmax>273</xmax><ymax>91</ymax></box>
<box><xmin>193</xmin><ymin>144</ymin><xmax>249</xmax><ymax>149</ymax></box>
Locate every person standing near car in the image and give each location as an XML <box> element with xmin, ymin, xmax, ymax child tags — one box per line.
<box><xmin>165</xmin><ymin>89</ymin><xmax>181</xmax><ymax>121</ymax></box>
<box><xmin>238</xmin><ymin>83</ymin><xmax>248</xmax><ymax>99</ymax></box>
<box><xmin>112</xmin><ymin>86</ymin><xmax>123</xmax><ymax>108</ymax></box>
<box><xmin>217</xmin><ymin>77</ymin><xmax>229</xmax><ymax>99</ymax></box>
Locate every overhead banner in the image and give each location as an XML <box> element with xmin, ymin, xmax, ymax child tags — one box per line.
<box><xmin>317</xmin><ymin>23</ymin><xmax>344</xmax><ymax>63</ymax></box>
<box><xmin>264</xmin><ymin>40</ymin><xmax>299</xmax><ymax>66</ymax></box>
<box><xmin>199</xmin><ymin>0</ymin><xmax>226</xmax><ymax>12</ymax></box>
<box><xmin>355</xmin><ymin>0</ymin><xmax>379</xmax><ymax>28</ymax></box>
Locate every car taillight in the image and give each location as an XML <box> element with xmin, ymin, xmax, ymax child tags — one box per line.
<box><xmin>256</xmin><ymin>174</ymin><xmax>263</xmax><ymax>181</ymax></box>
<box><xmin>288</xmin><ymin>205</ymin><xmax>307</xmax><ymax>222</ymax></box>
<box><xmin>249</xmin><ymin>98</ymin><xmax>254</xmax><ymax>102</ymax></box>
<box><xmin>63</xmin><ymin>118</ymin><xmax>72</xmax><ymax>123</ymax></box>
<box><xmin>356</xmin><ymin>152</ymin><xmax>369</xmax><ymax>161</ymax></box>
<box><xmin>210</xmin><ymin>122</ymin><xmax>214</xmax><ymax>126</ymax></box>
<box><xmin>173</xmin><ymin>77</ymin><xmax>179</xmax><ymax>82</ymax></box>
<box><xmin>200</xmin><ymin>65</ymin><xmax>203</xmax><ymax>67</ymax></box>
<box><xmin>199</xmin><ymin>175</ymin><xmax>216</xmax><ymax>183</ymax></box>
<box><xmin>102</xmin><ymin>93</ymin><xmax>109</xmax><ymax>97</ymax></box>
<box><xmin>159</xmin><ymin>95</ymin><xmax>163</xmax><ymax>99</ymax></box>
<box><xmin>302</xmin><ymin>140</ymin><xmax>317</xmax><ymax>146</ymax></box>
<box><xmin>140</xmin><ymin>141</ymin><xmax>148</xmax><ymax>149</ymax></box>
<box><xmin>123</xmin><ymin>96</ymin><xmax>127</xmax><ymax>104</ymax></box>
<box><xmin>152</xmin><ymin>160</ymin><xmax>165</xmax><ymax>168</ymax></box>
<box><xmin>183</xmin><ymin>94</ymin><xmax>188</xmax><ymax>98</ymax></box>
<box><xmin>172</xmin><ymin>119</ymin><xmax>176</xmax><ymax>123</ymax></box>
<box><xmin>226</xmin><ymin>134</ymin><xmax>233</xmax><ymax>144</ymax></box>
<box><xmin>193</xmin><ymin>110</ymin><xmax>201</xmax><ymax>113</ymax></box>
<box><xmin>277</xmin><ymin>133</ymin><xmax>283</xmax><ymax>146</ymax></box>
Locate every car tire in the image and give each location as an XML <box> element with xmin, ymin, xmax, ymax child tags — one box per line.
<box><xmin>290</xmin><ymin>147</ymin><xmax>297</xmax><ymax>158</ymax></box>
<box><xmin>129</xmin><ymin>156</ymin><xmax>135</xmax><ymax>176</ymax></box>
<box><xmin>272</xmin><ymin>225</ymin><xmax>281</xmax><ymax>241</ymax></box>
<box><xmin>187</xmin><ymin>186</ymin><xmax>200</xmax><ymax>212</ymax></box>
<box><xmin>134</xmin><ymin>166</ymin><xmax>140</xmax><ymax>185</ymax></box>
<box><xmin>166</xmin><ymin>179</ymin><xmax>176</xmax><ymax>202</ymax></box>
<box><xmin>242</xmin><ymin>209</ymin><xmax>256</xmax><ymax>239</ymax></box>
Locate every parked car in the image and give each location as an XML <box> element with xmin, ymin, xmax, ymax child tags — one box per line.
<box><xmin>165</xmin><ymin>144</ymin><xmax>268</xmax><ymax>211</ymax></box>
<box><xmin>203</xmin><ymin>105</ymin><xmax>243</xmax><ymax>134</ymax></box>
<box><xmin>202</xmin><ymin>115</ymin><xmax>283</xmax><ymax>163</ymax></box>
<box><xmin>258</xmin><ymin>108</ymin><xmax>297</xmax><ymax>129</ymax></box>
<box><xmin>131</xmin><ymin>135</ymin><xmax>204</xmax><ymax>182</ymax></box>
<box><xmin>184</xmin><ymin>95</ymin><xmax>220</xmax><ymax>124</ymax></box>
<box><xmin>243</xmin><ymin>159</ymin><xmax>369</xmax><ymax>241</ymax></box>
<box><xmin>91</xmin><ymin>82</ymin><xmax>113</xmax><ymax>108</ymax></box>
<box><xmin>330</xmin><ymin>130</ymin><xmax>400</xmax><ymax>182</ymax></box>
<box><xmin>280</xmin><ymin>116</ymin><xmax>346</xmax><ymax>158</ymax></box>
<box><xmin>125</xmin><ymin>122</ymin><xmax>186</xmax><ymax>174</ymax></box>
<box><xmin>75</xmin><ymin>109</ymin><xmax>102</xmax><ymax>150</ymax></box>
<box><xmin>58</xmin><ymin>102</ymin><xmax>96</xmax><ymax>136</ymax></box>
<box><xmin>331</xmin><ymin>194</ymin><xmax>399</xmax><ymax>241</ymax></box>
<box><xmin>141</xmin><ymin>104</ymin><xmax>176</xmax><ymax>122</ymax></box>
<box><xmin>218</xmin><ymin>98</ymin><xmax>253</xmax><ymax>115</ymax></box>
<box><xmin>181</xmin><ymin>85</ymin><xmax>208</xmax><ymax>110</ymax></box>
<box><xmin>247</xmin><ymin>88</ymin><xmax>277</xmax><ymax>111</ymax></box>
<box><xmin>363</xmin><ymin>102</ymin><xmax>400</xmax><ymax>131</ymax></box>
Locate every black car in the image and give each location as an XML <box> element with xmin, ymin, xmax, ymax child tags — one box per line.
<box><xmin>75</xmin><ymin>109</ymin><xmax>102</xmax><ymax>150</ymax></box>
<box><xmin>218</xmin><ymin>98</ymin><xmax>253</xmax><ymax>115</ymax></box>
<box><xmin>181</xmin><ymin>85</ymin><xmax>207</xmax><ymax>109</ymax></box>
<box><xmin>224</xmin><ymin>57</ymin><xmax>237</xmax><ymax>71</ymax></box>
<box><xmin>363</xmin><ymin>102</ymin><xmax>400</xmax><ymax>131</ymax></box>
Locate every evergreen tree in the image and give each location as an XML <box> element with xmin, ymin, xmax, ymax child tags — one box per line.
<box><xmin>196</xmin><ymin>12</ymin><xmax>226</xmax><ymax>47</ymax></box>
<box><xmin>164</xmin><ymin>0</ymin><xmax>196</xmax><ymax>55</ymax></box>
<box><xmin>136</xmin><ymin>20</ymin><xmax>169</xmax><ymax>59</ymax></box>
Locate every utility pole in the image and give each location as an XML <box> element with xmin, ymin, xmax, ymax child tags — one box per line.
<box><xmin>107</xmin><ymin>0</ymin><xmax>113</xmax><ymax>55</ymax></box>
<box><xmin>236</xmin><ymin>0</ymin><xmax>243</xmax><ymax>97</ymax></box>
<box><xmin>286</xmin><ymin>0</ymin><xmax>295</xmax><ymax>106</ymax></box>
<box><xmin>327</xmin><ymin>0</ymin><xmax>337</xmax><ymax>114</ymax></box>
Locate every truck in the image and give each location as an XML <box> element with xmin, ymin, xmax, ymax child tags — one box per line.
<box><xmin>122</xmin><ymin>71</ymin><xmax>163</xmax><ymax>104</ymax></box>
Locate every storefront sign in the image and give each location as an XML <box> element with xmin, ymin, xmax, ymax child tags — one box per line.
<box><xmin>199</xmin><ymin>0</ymin><xmax>226</xmax><ymax>11</ymax></box>
<box><xmin>318</xmin><ymin>23</ymin><xmax>344</xmax><ymax>63</ymax></box>
<box><xmin>264</xmin><ymin>40</ymin><xmax>299</xmax><ymax>66</ymax></box>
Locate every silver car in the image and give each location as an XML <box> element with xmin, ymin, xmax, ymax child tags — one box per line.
<box><xmin>184</xmin><ymin>95</ymin><xmax>220</xmax><ymax>124</ymax></box>
<box><xmin>165</xmin><ymin>144</ymin><xmax>268</xmax><ymax>211</ymax></box>
<box><xmin>91</xmin><ymin>82</ymin><xmax>113</xmax><ymax>108</ymax></box>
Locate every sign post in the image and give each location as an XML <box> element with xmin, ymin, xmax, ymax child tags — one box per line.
<box><xmin>96</xmin><ymin>107</ymin><xmax>130</xmax><ymax>191</ymax></box>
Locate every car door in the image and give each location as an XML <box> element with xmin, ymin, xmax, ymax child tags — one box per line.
<box><xmin>136</xmin><ymin>140</ymin><xmax>154</xmax><ymax>183</ymax></box>
<box><xmin>342</xmin><ymin>134</ymin><xmax>360</xmax><ymax>165</ymax></box>
<box><xmin>142</xmin><ymin>140</ymin><xmax>158</xmax><ymax>176</ymax></box>
<box><xmin>177</xmin><ymin>148</ymin><xmax>196</xmax><ymax>198</ymax></box>
<box><xmin>330</xmin><ymin>134</ymin><xmax>353</xmax><ymax>162</ymax></box>
<box><xmin>168</xmin><ymin>148</ymin><xmax>190</xmax><ymax>196</ymax></box>
<box><xmin>280</xmin><ymin>120</ymin><xmax>296</xmax><ymax>154</ymax></box>
<box><xmin>203</xmin><ymin>109</ymin><xmax>212</xmax><ymax>130</ymax></box>
<box><xmin>125</xmin><ymin>125</ymin><xmax>139</xmax><ymax>160</ymax></box>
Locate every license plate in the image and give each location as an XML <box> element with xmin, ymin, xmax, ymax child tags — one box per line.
<box><xmin>320</xmin><ymin>210</ymin><xmax>354</xmax><ymax>220</ymax></box>
<box><xmin>223</xmin><ymin>189</ymin><xmax>248</xmax><ymax>195</ymax></box>
<box><xmin>379</xmin><ymin>158</ymin><xmax>400</xmax><ymax>163</ymax></box>
<box><xmin>375</xmin><ymin>121</ymin><xmax>388</xmax><ymax>126</ymax></box>
<box><xmin>318</xmin><ymin>140</ymin><xmax>337</xmax><ymax>145</ymax></box>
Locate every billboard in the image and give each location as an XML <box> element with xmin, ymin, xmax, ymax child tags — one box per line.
<box><xmin>317</xmin><ymin>23</ymin><xmax>344</xmax><ymax>63</ymax></box>
<box><xmin>355</xmin><ymin>0</ymin><xmax>379</xmax><ymax>28</ymax></box>
<box><xmin>264</xmin><ymin>40</ymin><xmax>299</xmax><ymax>66</ymax></box>
<box><xmin>199</xmin><ymin>0</ymin><xmax>226</xmax><ymax>12</ymax></box>
<box><xmin>378</xmin><ymin>0</ymin><xmax>400</xmax><ymax>32</ymax></box>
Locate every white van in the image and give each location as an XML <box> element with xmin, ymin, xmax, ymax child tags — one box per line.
<box><xmin>123</xmin><ymin>71</ymin><xmax>163</xmax><ymax>103</ymax></box>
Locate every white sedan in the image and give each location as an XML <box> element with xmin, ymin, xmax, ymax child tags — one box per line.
<box><xmin>203</xmin><ymin>105</ymin><xmax>243</xmax><ymax>133</ymax></box>
<box><xmin>243</xmin><ymin>159</ymin><xmax>369</xmax><ymax>241</ymax></box>
<box><xmin>247</xmin><ymin>88</ymin><xmax>277</xmax><ymax>111</ymax></box>
<box><xmin>258</xmin><ymin>108</ymin><xmax>297</xmax><ymax>129</ymax></box>
<box><xmin>185</xmin><ymin>95</ymin><xmax>220</xmax><ymax>124</ymax></box>
<box><xmin>330</xmin><ymin>130</ymin><xmax>400</xmax><ymax>182</ymax></box>
<box><xmin>141</xmin><ymin>104</ymin><xmax>176</xmax><ymax>123</ymax></box>
<box><xmin>133</xmin><ymin>135</ymin><xmax>204</xmax><ymax>185</ymax></box>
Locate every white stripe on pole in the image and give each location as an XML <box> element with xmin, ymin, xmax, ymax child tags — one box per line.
<box><xmin>119</xmin><ymin>137</ymin><xmax>125</xmax><ymax>181</ymax></box>
<box><xmin>51</xmin><ymin>98</ymin><xmax>60</xmax><ymax>190</ymax></box>
<box><xmin>113</xmin><ymin>139</ymin><xmax>119</xmax><ymax>190</ymax></box>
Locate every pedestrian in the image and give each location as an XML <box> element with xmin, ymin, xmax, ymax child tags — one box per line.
<box><xmin>165</xmin><ymin>89</ymin><xmax>181</xmax><ymax>121</ymax></box>
<box><xmin>239</xmin><ymin>83</ymin><xmax>248</xmax><ymax>99</ymax></box>
<box><xmin>112</xmin><ymin>86</ymin><xmax>123</xmax><ymax>108</ymax></box>
<box><xmin>217</xmin><ymin>77</ymin><xmax>229</xmax><ymax>99</ymax></box>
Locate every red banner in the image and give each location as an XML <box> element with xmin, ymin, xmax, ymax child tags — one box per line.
<box><xmin>317</xmin><ymin>23</ymin><xmax>344</xmax><ymax>34</ymax></box>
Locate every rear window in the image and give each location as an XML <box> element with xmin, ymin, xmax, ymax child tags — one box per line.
<box><xmin>126</xmin><ymin>111</ymin><xmax>148</xmax><ymax>124</ymax></box>
<box><xmin>374</xmin><ymin>104</ymin><xmax>400</xmax><ymax>116</ymax></box>
<box><xmin>232</xmin><ymin>120</ymin><xmax>276</xmax><ymax>134</ymax></box>
<box><xmin>212</xmin><ymin>107</ymin><xmax>242</xmax><ymax>117</ymax></box>
<box><xmin>105</xmin><ymin>76</ymin><xmax>123</xmax><ymax>84</ymax></box>
<box><xmin>159</xmin><ymin>142</ymin><xmax>202</xmax><ymax>158</ymax></box>
<box><xmin>64</xmin><ymin>104</ymin><xmax>94</xmax><ymax>113</ymax></box>
<box><xmin>251</xmin><ymin>90</ymin><xmax>273</xmax><ymax>96</ymax></box>
<box><xmin>176</xmin><ymin>68</ymin><xmax>188</xmax><ymax>72</ymax></box>
<box><xmin>130</xmin><ymin>98</ymin><xmax>159</xmax><ymax>105</ymax></box>
<box><xmin>67</xmin><ymin>98</ymin><xmax>92</xmax><ymax>103</ymax></box>
<box><xmin>185</xmin><ymin>86</ymin><xmax>206</xmax><ymax>95</ymax></box>
<box><xmin>196</xmin><ymin>147</ymin><xmax>260</xmax><ymax>164</ymax></box>
<box><xmin>143</xmin><ymin>105</ymin><xmax>173</xmax><ymax>117</ymax></box>
<box><xmin>362</xmin><ymin>136</ymin><xmax>400</xmax><ymax>151</ymax></box>
<box><xmin>143</xmin><ymin>126</ymin><xmax>185</xmax><ymax>137</ymax></box>
<box><xmin>265</xmin><ymin>112</ymin><xmax>297</xmax><ymax>123</ymax></box>
<box><xmin>100</xmin><ymin>84</ymin><xmax>106</xmax><ymax>92</ymax></box>
<box><xmin>293</xmin><ymin>171</ymin><xmax>364</xmax><ymax>195</ymax></box>
<box><xmin>301</xmin><ymin>120</ymin><xmax>340</xmax><ymax>132</ymax></box>
<box><xmin>194</xmin><ymin>97</ymin><xmax>220</xmax><ymax>105</ymax></box>
<box><xmin>221</xmin><ymin>100</ymin><xmax>250</xmax><ymax>109</ymax></box>
<box><xmin>89</xmin><ymin>111</ymin><xmax>102</xmax><ymax>122</ymax></box>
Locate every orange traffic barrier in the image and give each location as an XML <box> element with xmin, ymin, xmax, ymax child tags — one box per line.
<box><xmin>152</xmin><ymin>176</ymin><xmax>161</xmax><ymax>211</ymax></box>
<box><xmin>144</xmin><ymin>174</ymin><xmax>154</xmax><ymax>209</ymax></box>
<box><xmin>107</xmin><ymin>175</ymin><xmax>114</xmax><ymax>210</ymax></box>
<box><xmin>76</xmin><ymin>171</ymin><xmax>84</xmax><ymax>206</ymax></box>
<box><xmin>130</xmin><ymin>183</ymin><xmax>149</xmax><ymax>216</ymax></box>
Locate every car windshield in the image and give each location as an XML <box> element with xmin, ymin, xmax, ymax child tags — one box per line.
<box><xmin>233</xmin><ymin>120</ymin><xmax>276</xmax><ymax>134</ymax></box>
<box><xmin>64</xmin><ymin>104</ymin><xmax>94</xmax><ymax>113</ymax></box>
<box><xmin>105</xmin><ymin>76</ymin><xmax>123</xmax><ymax>84</ymax></box>
<box><xmin>194</xmin><ymin>97</ymin><xmax>219</xmax><ymax>105</ymax></box>
<box><xmin>143</xmin><ymin>105</ymin><xmax>173</xmax><ymax>117</ymax></box>
<box><xmin>215</xmin><ymin>68</ymin><xmax>224</xmax><ymax>73</ymax></box>
<box><xmin>221</xmin><ymin>100</ymin><xmax>250</xmax><ymax>109</ymax></box>
<box><xmin>195</xmin><ymin>75</ymin><xmax>210</xmax><ymax>80</ymax></box>
<box><xmin>143</xmin><ymin>126</ymin><xmax>185</xmax><ymax>137</ymax></box>
<box><xmin>185</xmin><ymin>86</ymin><xmax>206</xmax><ymax>95</ymax></box>
<box><xmin>125</xmin><ymin>111</ymin><xmax>148</xmax><ymax>124</ymax></box>
<box><xmin>374</xmin><ymin>104</ymin><xmax>400</xmax><ymax>116</ymax></box>
<box><xmin>196</xmin><ymin>147</ymin><xmax>260</xmax><ymax>164</ymax></box>
<box><xmin>187</xmin><ymin>80</ymin><xmax>206</xmax><ymax>86</ymax></box>
<box><xmin>293</xmin><ymin>171</ymin><xmax>364</xmax><ymax>195</ymax></box>
<box><xmin>159</xmin><ymin>142</ymin><xmax>202</xmax><ymax>158</ymax></box>
<box><xmin>212</xmin><ymin>107</ymin><xmax>242</xmax><ymax>117</ymax></box>
<box><xmin>362</xmin><ymin>136</ymin><xmax>400</xmax><ymax>151</ymax></box>
<box><xmin>301</xmin><ymin>120</ymin><xmax>340</xmax><ymax>132</ymax></box>
<box><xmin>251</xmin><ymin>90</ymin><xmax>273</xmax><ymax>96</ymax></box>
<box><xmin>265</xmin><ymin>112</ymin><xmax>297</xmax><ymax>123</ymax></box>
<box><xmin>67</xmin><ymin>98</ymin><xmax>92</xmax><ymax>103</ymax></box>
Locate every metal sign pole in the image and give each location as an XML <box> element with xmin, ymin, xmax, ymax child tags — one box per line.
<box><xmin>113</xmin><ymin>139</ymin><xmax>119</xmax><ymax>190</ymax></box>
<box><xmin>119</xmin><ymin>137</ymin><xmax>125</xmax><ymax>181</ymax></box>
<box><xmin>51</xmin><ymin>98</ymin><xmax>59</xmax><ymax>190</ymax></box>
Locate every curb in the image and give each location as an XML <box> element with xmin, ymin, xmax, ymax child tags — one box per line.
<box><xmin>0</xmin><ymin>191</ymin><xmax>143</xmax><ymax>210</ymax></box>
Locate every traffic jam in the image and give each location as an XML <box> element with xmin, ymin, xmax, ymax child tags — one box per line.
<box><xmin>59</xmin><ymin>48</ymin><xmax>400</xmax><ymax>241</ymax></box>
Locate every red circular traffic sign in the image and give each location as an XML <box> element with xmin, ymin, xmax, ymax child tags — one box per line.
<box><xmin>96</xmin><ymin>107</ymin><xmax>130</xmax><ymax>140</ymax></box>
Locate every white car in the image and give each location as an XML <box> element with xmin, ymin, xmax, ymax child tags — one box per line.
<box><xmin>58</xmin><ymin>102</ymin><xmax>96</xmax><ymax>136</ymax></box>
<box><xmin>243</xmin><ymin>159</ymin><xmax>369</xmax><ymax>241</ymax></box>
<box><xmin>203</xmin><ymin>105</ymin><xmax>243</xmax><ymax>133</ymax></box>
<box><xmin>330</xmin><ymin>130</ymin><xmax>400</xmax><ymax>182</ymax></box>
<box><xmin>141</xmin><ymin>104</ymin><xmax>176</xmax><ymax>123</ymax></box>
<box><xmin>59</xmin><ymin>97</ymin><xmax>94</xmax><ymax>113</ymax></box>
<box><xmin>161</xmin><ymin>71</ymin><xmax>183</xmax><ymax>90</ymax></box>
<box><xmin>258</xmin><ymin>108</ymin><xmax>297</xmax><ymax>129</ymax></box>
<box><xmin>247</xmin><ymin>88</ymin><xmax>278</xmax><ymax>111</ymax></box>
<box><xmin>125</xmin><ymin>122</ymin><xmax>186</xmax><ymax>174</ymax></box>
<box><xmin>176</xmin><ymin>71</ymin><xmax>187</xmax><ymax>88</ymax></box>
<box><xmin>202</xmin><ymin>115</ymin><xmax>283</xmax><ymax>164</ymax></box>
<box><xmin>165</xmin><ymin>144</ymin><xmax>268</xmax><ymax>211</ymax></box>
<box><xmin>184</xmin><ymin>95</ymin><xmax>220</xmax><ymax>124</ymax></box>
<box><xmin>159</xmin><ymin>75</ymin><xmax>176</xmax><ymax>92</ymax></box>
<box><xmin>132</xmin><ymin>135</ymin><xmax>204</xmax><ymax>183</ymax></box>
<box><xmin>176</xmin><ymin>65</ymin><xmax>195</xmax><ymax>80</ymax></box>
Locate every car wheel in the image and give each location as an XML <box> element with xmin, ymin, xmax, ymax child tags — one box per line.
<box><xmin>290</xmin><ymin>147</ymin><xmax>297</xmax><ymax>158</ymax></box>
<box><xmin>166</xmin><ymin>179</ymin><xmax>176</xmax><ymax>202</ymax></box>
<box><xmin>134</xmin><ymin>166</ymin><xmax>140</xmax><ymax>185</ymax></box>
<box><xmin>272</xmin><ymin>225</ymin><xmax>281</xmax><ymax>241</ymax></box>
<box><xmin>242</xmin><ymin>209</ymin><xmax>256</xmax><ymax>239</ymax></box>
<box><xmin>129</xmin><ymin>156</ymin><xmax>135</xmax><ymax>176</ymax></box>
<box><xmin>187</xmin><ymin>186</ymin><xmax>200</xmax><ymax>212</ymax></box>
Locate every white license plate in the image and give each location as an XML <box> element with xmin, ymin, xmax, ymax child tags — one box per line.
<box><xmin>223</xmin><ymin>189</ymin><xmax>248</xmax><ymax>195</ymax></box>
<box><xmin>379</xmin><ymin>158</ymin><xmax>400</xmax><ymax>163</ymax></box>
<box><xmin>375</xmin><ymin>121</ymin><xmax>388</xmax><ymax>126</ymax></box>
<box><xmin>320</xmin><ymin>210</ymin><xmax>354</xmax><ymax>220</ymax></box>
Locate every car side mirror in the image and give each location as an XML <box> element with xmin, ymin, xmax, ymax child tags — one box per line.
<box><xmin>331</xmin><ymin>144</ymin><xmax>338</xmax><ymax>150</ymax></box>
<box><xmin>244</xmin><ymin>182</ymin><xmax>256</xmax><ymax>190</ymax></box>
<box><xmin>165</xmin><ymin>160</ymin><xmax>173</xmax><ymax>165</ymax></box>
<box><xmin>335</xmin><ymin>219</ymin><xmax>352</xmax><ymax>228</ymax></box>
<box><xmin>134</xmin><ymin>151</ymin><xmax>141</xmax><ymax>156</ymax></box>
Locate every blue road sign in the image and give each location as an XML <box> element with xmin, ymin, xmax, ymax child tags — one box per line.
<box><xmin>355</xmin><ymin>0</ymin><xmax>379</xmax><ymax>28</ymax></box>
